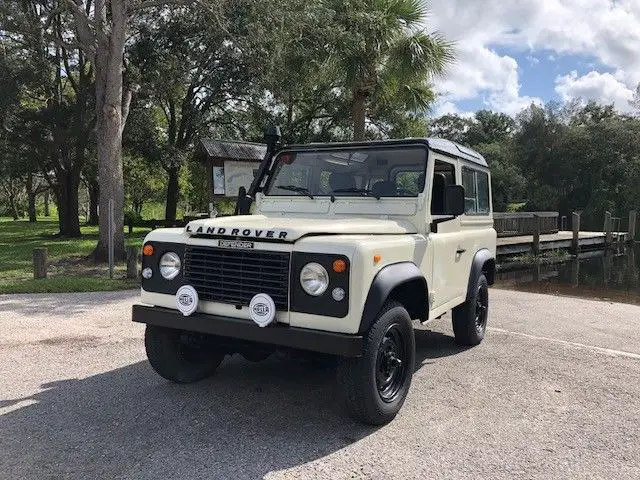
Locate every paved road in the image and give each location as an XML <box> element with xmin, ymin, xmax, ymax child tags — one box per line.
<box><xmin>1</xmin><ymin>289</ymin><xmax>639</xmax><ymax>480</ymax></box>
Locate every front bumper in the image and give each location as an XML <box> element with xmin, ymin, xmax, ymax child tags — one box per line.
<box><xmin>132</xmin><ymin>305</ymin><xmax>363</xmax><ymax>357</ymax></box>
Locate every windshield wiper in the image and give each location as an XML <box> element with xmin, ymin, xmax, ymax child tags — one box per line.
<box><xmin>332</xmin><ymin>188</ymin><xmax>381</xmax><ymax>200</ymax></box>
<box><xmin>275</xmin><ymin>185</ymin><xmax>314</xmax><ymax>199</ymax></box>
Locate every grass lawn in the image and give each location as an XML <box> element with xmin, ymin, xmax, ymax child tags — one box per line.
<box><xmin>0</xmin><ymin>217</ymin><xmax>151</xmax><ymax>294</ymax></box>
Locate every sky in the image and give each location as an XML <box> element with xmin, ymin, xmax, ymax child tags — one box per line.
<box><xmin>427</xmin><ymin>0</ymin><xmax>640</xmax><ymax>117</ymax></box>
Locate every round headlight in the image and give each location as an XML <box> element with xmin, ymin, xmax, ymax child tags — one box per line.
<box><xmin>159</xmin><ymin>252</ymin><xmax>181</xmax><ymax>280</ymax></box>
<box><xmin>300</xmin><ymin>262</ymin><xmax>329</xmax><ymax>296</ymax></box>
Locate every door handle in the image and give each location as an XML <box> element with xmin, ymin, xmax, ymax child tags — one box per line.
<box><xmin>456</xmin><ymin>248</ymin><xmax>466</xmax><ymax>254</ymax></box>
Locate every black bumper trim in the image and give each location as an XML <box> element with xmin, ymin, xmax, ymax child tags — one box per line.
<box><xmin>132</xmin><ymin>305</ymin><xmax>363</xmax><ymax>357</ymax></box>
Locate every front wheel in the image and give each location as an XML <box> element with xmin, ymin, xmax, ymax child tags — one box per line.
<box><xmin>337</xmin><ymin>302</ymin><xmax>415</xmax><ymax>425</ymax></box>
<box><xmin>452</xmin><ymin>274</ymin><xmax>489</xmax><ymax>346</ymax></box>
<box><xmin>145</xmin><ymin>325</ymin><xmax>225</xmax><ymax>383</ymax></box>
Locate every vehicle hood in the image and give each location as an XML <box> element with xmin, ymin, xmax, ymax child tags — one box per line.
<box><xmin>184</xmin><ymin>215</ymin><xmax>416</xmax><ymax>242</ymax></box>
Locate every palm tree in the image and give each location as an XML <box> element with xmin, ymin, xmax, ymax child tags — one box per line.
<box><xmin>329</xmin><ymin>0</ymin><xmax>454</xmax><ymax>140</ymax></box>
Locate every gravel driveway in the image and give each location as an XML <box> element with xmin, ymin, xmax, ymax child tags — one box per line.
<box><xmin>1</xmin><ymin>288</ymin><xmax>639</xmax><ymax>480</ymax></box>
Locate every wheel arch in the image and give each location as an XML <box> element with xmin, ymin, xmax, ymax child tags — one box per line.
<box><xmin>359</xmin><ymin>262</ymin><xmax>428</xmax><ymax>334</ymax></box>
<box><xmin>466</xmin><ymin>249</ymin><xmax>496</xmax><ymax>301</ymax></box>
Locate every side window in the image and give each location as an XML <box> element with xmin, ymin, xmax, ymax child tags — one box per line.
<box><xmin>462</xmin><ymin>167</ymin><xmax>490</xmax><ymax>215</ymax></box>
<box><xmin>431</xmin><ymin>160</ymin><xmax>455</xmax><ymax>215</ymax></box>
<box><xmin>477</xmin><ymin>171</ymin><xmax>490</xmax><ymax>213</ymax></box>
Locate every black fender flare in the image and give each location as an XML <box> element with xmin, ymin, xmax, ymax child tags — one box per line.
<box><xmin>466</xmin><ymin>249</ymin><xmax>496</xmax><ymax>301</ymax></box>
<box><xmin>359</xmin><ymin>262</ymin><xmax>428</xmax><ymax>334</ymax></box>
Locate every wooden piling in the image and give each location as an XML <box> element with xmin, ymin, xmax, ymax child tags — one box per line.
<box><xmin>629</xmin><ymin>210</ymin><xmax>637</xmax><ymax>243</ymax></box>
<box><xmin>572</xmin><ymin>212</ymin><xmax>580</xmax><ymax>254</ymax></box>
<box><xmin>532</xmin><ymin>214</ymin><xmax>541</xmax><ymax>256</ymax></box>
<box><xmin>126</xmin><ymin>246</ymin><xmax>139</xmax><ymax>279</ymax></box>
<box><xmin>604</xmin><ymin>211</ymin><xmax>612</xmax><ymax>246</ymax></box>
<box><xmin>33</xmin><ymin>248</ymin><xmax>48</xmax><ymax>279</ymax></box>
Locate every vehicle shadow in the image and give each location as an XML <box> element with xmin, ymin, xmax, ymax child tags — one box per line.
<box><xmin>413</xmin><ymin>326</ymin><xmax>472</xmax><ymax>365</ymax></box>
<box><xmin>0</xmin><ymin>326</ymin><xmax>465</xmax><ymax>479</ymax></box>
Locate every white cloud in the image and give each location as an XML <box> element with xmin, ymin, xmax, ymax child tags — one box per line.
<box><xmin>427</xmin><ymin>0</ymin><xmax>640</xmax><ymax>114</ymax></box>
<box><xmin>435</xmin><ymin>44</ymin><xmax>542</xmax><ymax>116</ymax></box>
<box><xmin>526</xmin><ymin>55</ymin><xmax>540</xmax><ymax>66</ymax></box>
<box><xmin>555</xmin><ymin>70</ymin><xmax>635</xmax><ymax>111</ymax></box>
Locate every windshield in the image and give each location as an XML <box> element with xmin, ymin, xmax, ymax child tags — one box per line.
<box><xmin>264</xmin><ymin>146</ymin><xmax>427</xmax><ymax>198</ymax></box>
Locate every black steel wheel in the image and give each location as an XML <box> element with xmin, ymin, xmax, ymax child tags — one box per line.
<box><xmin>376</xmin><ymin>324</ymin><xmax>408</xmax><ymax>403</ymax></box>
<box><xmin>145</xmin><ymin>325</ymin><xmax>225</xmax><ymax>383</ymax></box>
<box><xmin>337</xmin><ymin>301</ymin><xmax>415</xmax><ymax>425</ymax></box>
<box><xmin>452</xmin><ymin>273</ymin><xmax>489</xmax><ymax>346</ymax></box>
<box><xmin>474</xmin><ymin>282</ymin><xmax>489</xmax><ymax>333</ymax></box>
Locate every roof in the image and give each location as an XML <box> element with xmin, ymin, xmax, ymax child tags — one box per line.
<box><xmin>199</xmin><ymin>139</ymin><xmax>267</xmax><ymax>162</ymax></box>
<box><xmin>284</xmin><ymin>138</ymin><xmax>488</xmax><ymax>168</ymax></box>
<box><xmin>426</xmin><ymin>138</ymin><xmax>488</xmax><ymax>167</ymax></box>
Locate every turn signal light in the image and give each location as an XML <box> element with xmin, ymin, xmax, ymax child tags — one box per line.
<box><xmin>143</xmin><ymin>244</ymin><xmax>154</xmax><ymax>256</ymax></box>
<box><xmin>332</xmin><ymin>259</ymin><xmax>347</xmax><ymax>273</ymax></box>
<box><xmin>373</xmin><ymin>254</ymin><xmax>381</xmax><ymax>264</ymax></box>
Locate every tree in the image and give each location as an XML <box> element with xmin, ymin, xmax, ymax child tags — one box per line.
<box><xmin>123</xmin><ymin>154</ymin><xmax>163</xmax><ymax>217</ymax></box>
<box><xmin>55</xmin><ymin>0</ymin><xmax>134</xmax><ymax>258</ymax></box>
<box><xmin>127</xmin><ymin>5</ymin><xmax>255</xmax><ymax>220</ymax></box>
<box><xmin>329</xmin><ymin>0</ymin><xmax>453</xmax><ymax>140</ymax></box>
<box><xmin>629</xmin><ymin>83</ymin><xmax>640</xmax><ymax>112</ymax></box>
<box><xmin>1</xmin><ymin>2</ymin><xmax>94</xmax><ymax>233</ymax></box>
<box><xmin>428</xmin><ymin>114</ymin><xmax>473</xmax><ymax>144</ymax></box>
<box><xmin>466</xmin><ymin>110</ymin><xmax>516</xmax><ymax>146</ymax></box>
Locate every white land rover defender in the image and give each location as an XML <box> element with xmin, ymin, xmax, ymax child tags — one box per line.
<box><xmin>133</xmin><ymin>130</ymin><xmax>496</xmax><ymax>425</ymax></box>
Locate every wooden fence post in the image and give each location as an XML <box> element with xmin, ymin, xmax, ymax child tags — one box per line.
<box><xmin>572</xmin><ymin>212</ymin><xmax>580</xmax><ymax>254</ymax></box>
<box><xmin>33</xmin><ymin>248</ymin><xmax>48</xmax><ymax>279</ymax></box>
<box><xmin>532</xmin><ymin>214</ymin><xmax>541</xmax><ymax>256</ymax></box>
<box><xmin>604</xmin><ymin>211</ymin><xmax>612</xmax><ymax>246</ymax></box>
<box><xmin>629</xmin><ymin>210</ymin><xmax>637</xmax><ymax>243</ymax></box>
<box><xmin>126</xmin><ymin>246</ymin><xmax>139</xmax><ymax>279</ymax></box>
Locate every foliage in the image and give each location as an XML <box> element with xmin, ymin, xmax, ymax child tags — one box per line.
<box><xmin>327</xmin><ymin>0</ymin><xmax>454</xmax><ymax>139</ymax></box>
<box><xmin>123</xmin><ymin>154</ymin><xmax>164</xmax><ymax>216</ymax></box>
<box><xmin>428</xmin><ymin>103</ymin><xmax>640</xmax><ymax>227</ymax></box>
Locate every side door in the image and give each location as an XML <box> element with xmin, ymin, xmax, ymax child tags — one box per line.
<box><xmin>455</xmin><ymin>165</ymin><xmax>494</xmax><ymax>298</ymax></box>
<box><xmin>428</xmin><ymin>156</ymin><xmax>469</xmax><ymax>309</ymax></box>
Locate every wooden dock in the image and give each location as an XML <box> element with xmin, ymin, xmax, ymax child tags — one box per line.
<box><xmin>497</xmin><ymin>231</ymin><xmax>629</xmax><ymax>256</ymax></box>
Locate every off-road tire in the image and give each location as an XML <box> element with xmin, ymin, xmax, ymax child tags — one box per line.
<box><xmin>337</xmin><ymin>301</ymin><xmax>415</xmax><ymax>425</ymax></box>
<box><xmin>145</xmin><ymin>325</ymin><xmax>225</xmax><ymax>383</ymax></box>
<box><xmin>452</xmin><ymin>274</ymin><xmax>489</xmax><ymax>346</ymax></box>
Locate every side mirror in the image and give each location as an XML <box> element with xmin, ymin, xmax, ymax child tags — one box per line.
<box><xmin>445</xmin><ymin>185</ymin><xmax>465</xmax><ymax>216</ymax></box>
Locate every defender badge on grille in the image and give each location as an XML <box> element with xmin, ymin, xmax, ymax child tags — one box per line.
<box><xmin>219</xmin><ymin>239</ymin><xmax>254</xmax><ymax>249</ymax></box>
<box><xmin>249</xmin><ymin>293</ymin><xmax>276</xmax><ymax>327</ymax></box>
<box><xmin>175</xmin><ymin>285</ymin><xmax>199</xmax><ymax>316</ymax></box>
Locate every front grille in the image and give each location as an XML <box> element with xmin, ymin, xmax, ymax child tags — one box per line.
<box><xmin>183</xmin><ymin>246</ymin><xmax>290</xmax><ymax>309</ymax></box>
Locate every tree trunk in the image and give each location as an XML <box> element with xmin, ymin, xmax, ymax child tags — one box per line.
<box><xmin>352</xmin><ymin>90</ymin><xmax>367</xmax><ymax>141</ymax></box>
<box><xmin>87</xmin><ymin>179</ymin><xmax>99</xmax><ymax>225</ymax></box>
<box><xmin>7</xmin><ymin>183</ymin><xmax>19</xmax><ymax>220</ymax></box>
<box><xmin>26</xmin><ymin>172</ymin><xmax>37</xmax><ymax>222</ymax></box>
<box><xmin>91</xmin><ymin>1</ymin><xmax>128</xmax><ymax>262</ymax></box>
<box><xmin>54</xmin><ymin>170</ymin><xmax>82</xmax><ymax>237</ymax></box>
<box><xmin>165</xmin><ymin>166</ymin><xmax>180</xmax><ymax>221</ymax></box>
<box><xmin>43</xmin><ymin>190</ymin><xmax>50</xmax><ymax>216</ymax></box>
<box><xmin>92</xmin><ymin>108</ymin><xmax>126</xmax><ymax>261</ymax></box>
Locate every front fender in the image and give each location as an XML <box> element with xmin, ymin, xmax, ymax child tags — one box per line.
<box><xmin>359</xmin><ymin>262</ymin><xmax>428</xmax><ymax>334</ymax></box>
<box><xmin>466</xmin><ymin>249</ymin><xmax>495</xmax><ymax>301</ymax></box>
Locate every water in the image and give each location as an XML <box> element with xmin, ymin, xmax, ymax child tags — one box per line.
<box><xmin>495</xmin><ymin>244</ymin><xmax>640</xmax><ymax>305</ymax></box>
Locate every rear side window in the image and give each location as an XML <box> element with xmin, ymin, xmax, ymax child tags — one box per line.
<box><xmin>462</xmin><ymin>167</ymin><xmax>490</xmax><ymax>214</ymax></box>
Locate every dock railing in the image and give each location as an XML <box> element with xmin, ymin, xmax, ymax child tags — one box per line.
<box><xmin>493</xmin><ymin>212</ymin><xmax>559</xmax><ymax>238</ymax></box>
